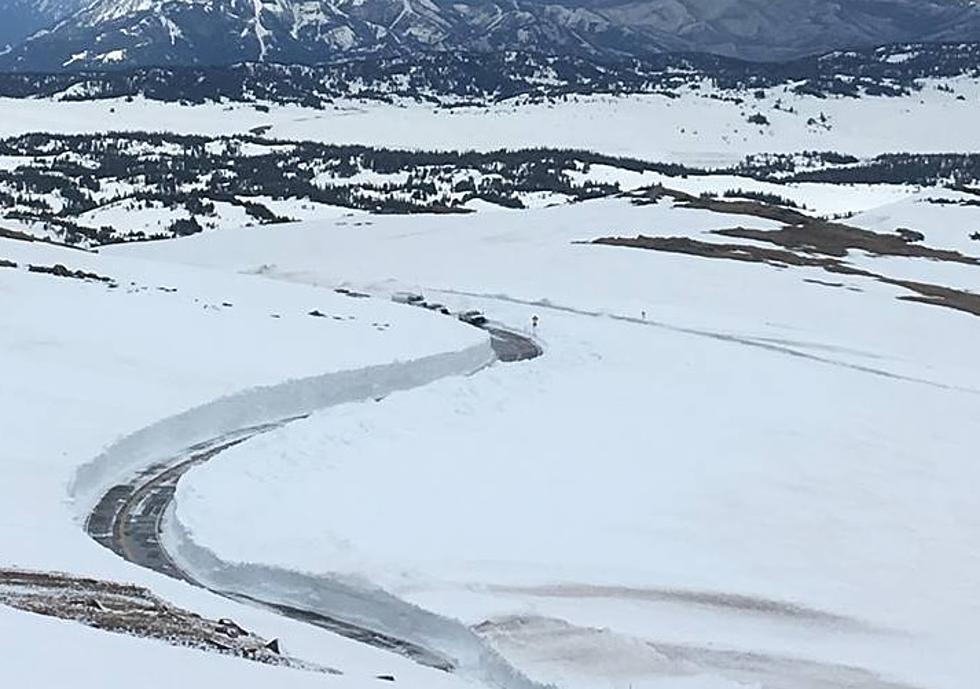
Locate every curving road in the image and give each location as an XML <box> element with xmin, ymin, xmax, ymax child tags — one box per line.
<box><xmin>84</xmin><ymin>324</ymin><xmax>541</xmax><ymax>673</ymax></box>
<box><xmin>485</xmin><ymin>325</ymin><xmax>543</xmax><ymax>363</ymax></box>
<box><xmin>85</xmin><ymin>422</ymin><xmax>457</xmax><ymax>670</ymax></box>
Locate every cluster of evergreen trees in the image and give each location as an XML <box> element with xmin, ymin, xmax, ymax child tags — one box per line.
<box><xmin>4</xmin><ymin>131</ymin><xmax>978</xmax><ymax>248</ymax></box>
<box><xmin>0</xmin><ymin>43</ymin><xmax>976</xmax><ymax>107</ymax></box>
<box><xmin>0</xmin><ymin>132</ymin><xmax>671</xmax><ymax>245</ymax></box>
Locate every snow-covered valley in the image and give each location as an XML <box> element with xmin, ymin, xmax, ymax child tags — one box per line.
<box><xmin>2</xmin><ymin>72</ymin><xmax>980</xmax><ymax>165</ymax></box>
<box><xmin>2</xmin><ymin>76</ymin><xmax>980</xmax><ymax>689</ymax></box>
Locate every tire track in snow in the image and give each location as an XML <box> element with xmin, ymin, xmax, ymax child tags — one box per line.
<box><xmin>476</xmin><ymin>616</ymin><xmax>920</xmax><ymax>689</ymax></box>
<box><xmin>485</xmin><ymin>583</ymin><xmax>865</xmax><ymax>628</ymax></box>
<box><xmin>439</xmin><ymin>289</ymin><xmax>980</xmax><ymax>395</ymax></box>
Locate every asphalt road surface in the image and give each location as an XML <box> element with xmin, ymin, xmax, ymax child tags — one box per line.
<box><xmin>485</xmin><ymin>326</ymin><xmax>542</xmax><ymax>362</ymax></box>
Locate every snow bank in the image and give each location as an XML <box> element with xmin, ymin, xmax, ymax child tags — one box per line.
<box><xmin>0</xmin><ymin>235</ymin><xmax>499</xmax><ymax>688</ymax></box>
<box><xmin>126</xmin><ymin>195</ymin><xmax>980</xmax><ymax>689</ymax></box>
<box><xmin>70</xmin><ymin>338</ymin><xmax>494</xmax><ymax>519</ymax></box>
<box><xmin>164</xmin><ymin>511</ymin><xmax>546</xmax><ymax>689</ymax></box>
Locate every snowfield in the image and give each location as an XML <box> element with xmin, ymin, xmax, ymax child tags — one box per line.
<box><xmin>0</xmin><ymin>76</ymin><xmax>980</xmax><ymax>165</ymax></box>
<box><xmin>110</xmin><ymin>192</ymin><xmax>980</xmax><ymax>689</ymax></box>
<box><xmin>851</xmin><ymin>190</ymin><xmax>980</xmax><ymax>256</ymax></box>
<box><xmin>0</xmin><ymin>234</ymin><xmax>491</xmax><ymax>689</ymax></box>
<box><xmin>3</xmin><ymin>85</ymin><xmax>980</xmax><ymax>689</ymax></box>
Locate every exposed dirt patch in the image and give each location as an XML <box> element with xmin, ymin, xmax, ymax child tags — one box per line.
<box><xmin>590</xmin><ymin>234</ymin><xmax>980</xmax><ymax>318</ymax></box>
<box><xmin>0</xmin><ymin>227</ymin><xmax>40</xmax><ymax>243</ymax></box>
<box><xmin>683</xmin><ymin>195</ymin><xmax>815</xmax><ymax>226</ymax></box>
<box><xmin>629</xmin><ymin>184</ymin><xmax>980</xmax><ymax>264</ymax></box>
<box><xmin>889</xmin><ymin>278</ymin><xmax>980</xmax><ymax>318</ymax></box>
<box><xmin>0</xmin><ymin>226</ymin><xmax>89</xmax><ymax>251</ymax></box>
<box><xmin>629</xmin><ymin>185</ymin><xmax>810</xmax><ymax>225</ymax></box>
<box><xmin>607</xmin><ymin>185</ymin><xmax>980</xmax><ymax>318</ymax></box>
<box><xmin>0</xmin><ymin>258</ymin><xmax>16</xmax><ymax>269</ymax></box>
<box><xmin>0</xmin><ymin>568</ymin><xmax>338</xmax><ymax>674</ymax></box>
<box><xmin>27</xmin><ymin>263</ymin><xmax>115</xmax><ymax>284</ymax></box>
<box><xmin>715</xmin><ymin>225</ymin><xmax>979</xmax><ymax>264</ymax></box>
<box><xmin>591</xmin><ymin>234</ymin><xmax>841</xmax><ymax>269</ymax></box>
<box><xmin>803</xmin><ymin>279</ymin><xmax>846</xmax><ymax>288</ymax></box>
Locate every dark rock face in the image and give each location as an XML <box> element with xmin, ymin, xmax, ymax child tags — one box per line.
<box><xmin>0</xmin><ymin>0</ymin><xmax>86</xmax><ymax>51</ymax></box>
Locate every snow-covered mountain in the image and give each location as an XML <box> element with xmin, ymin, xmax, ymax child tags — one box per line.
<box><xmin>3</xmin><ymin>0</ymin><xmax>980</xmax><ymax>71</ymax></box>
<box><xmin>0</xmin><ymin>0</ymin><xmax>88</xmax><ymax>52</ymax></box>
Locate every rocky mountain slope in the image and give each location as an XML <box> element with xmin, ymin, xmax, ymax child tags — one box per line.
<box><xmin>2</xmin><ymin>0</ymin><xmax>980</xmax><ymax>71</ymax></box>
<box><xmin>0</xmin><ymin>0</ymin><xmax>87</xmax><ymax>51</ymax></box>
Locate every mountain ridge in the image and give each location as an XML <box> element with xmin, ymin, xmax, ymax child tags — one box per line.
<box><xmin>1</xmin><ymin>42</ymin><xmax>977</xmax><ymax>106</ymax></box>
<box><xmin>3</xmin><ymin>0</ymin><xmax>980</xmax><ymax>71</ymax></box>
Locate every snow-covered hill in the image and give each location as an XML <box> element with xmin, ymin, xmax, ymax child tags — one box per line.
<box><xmin>109</xmin><ymin>183</ymin><xmax>980</xmax><ymax>689</ymax></box>
<box><xmin>0</xmin><ymin>228</ymin><xmax>495</xmax><ymax>689</ymax></box>
<box><xmin>6</xmin><ymin>164</ymin><xmax>980</xmax><ymax>687</ymax></box>
<box><xmin>5</xmin><ymin>126</ymin><xmax>980</xmax><ymax>250</ymax></box>
<box><xmin>3</xmin><ymin>0</ymin><xmax>980</xmax><ymax>71</ymax></box>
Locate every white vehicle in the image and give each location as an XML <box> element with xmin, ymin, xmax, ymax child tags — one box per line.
<box><xmin>391</xmin><ymin>291</ymin><xmax>424</xmax><ymax>305</ymax></box>
<box><xmin>458</xmin><ymin>310</ymin><xmax>488</xmax><ymax>326</ymax></box>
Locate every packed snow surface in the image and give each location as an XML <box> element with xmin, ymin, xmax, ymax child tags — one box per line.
<box><xmin>0</xmin><ymin>235</ymin><xmax>488</xmax><ymax>689</ymax></box>
<box><xmin>113</xmin><ymin>194</ymin><xmax>980</xmax><ymax>689</ymax></box>
<box><xmin>2</xmin><ymin>78</ymin><xmax>980</xmax><ymax>164</ymax></box>
<box><xmin>4</xmin><ymin>88</ymin><xmax>980</xmax><ymax>689</ymax></box>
